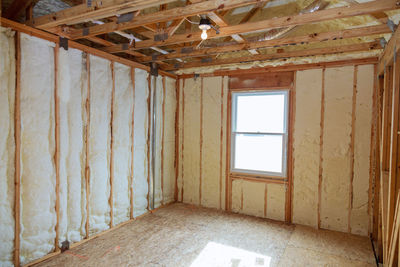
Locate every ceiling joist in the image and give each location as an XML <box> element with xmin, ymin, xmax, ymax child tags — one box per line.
<box><xmin>167</xmin><ymin>40</ymin><xmax>381</xmax><ymax>70</ymax></box>
<box><xmin>100</xmin><ymin>0</ymin><xmax>399</xmax><ymax>53</ymax></box>
<box><xmin>139</xmin><ymin>25</ymin><xmax>391</xmax><ymax>63</ymax></box>
<box><xmin>29</xmin><ymin>0</ymin><xmax>177</xmax><ymax>29</ymax></box>
<box><xmin>64</xmin><ymin>0</ymin><xmax>269</xmax><ymax>40</ymax></box>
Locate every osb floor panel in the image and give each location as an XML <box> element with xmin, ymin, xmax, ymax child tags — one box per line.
<box><xmin>34</xmin><ymin>203</ymin><xmax>375</xmax><ymax>267</ymax></box>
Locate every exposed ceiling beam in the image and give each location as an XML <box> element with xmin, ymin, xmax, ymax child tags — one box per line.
<box><xmin>378</xmin><ymin>17</ymin><xmax>400</xmax><ymax>74</ymax></box>
<box><xmin>166</xmin><ymin>41</ymin><xmax>381</xmax><ymax>70</ymax></box>
<box><xmin>86</xmin><ymin>36</ymin><xmax>173</xmax><ymax>69</ymax></box>
<box><xmin>100</xmin><ymin>0</ymin><xmax>399</xmax><ymax>53</ymax></box>
<box><xmin>138</xmin><ymin>25</ymin><xmax>391</xmax><ymax>63</ymax></box>
<box><xmin>65</xmin><ymin>0</ymin><xmax>270</xmax><ymax>39</ymax></box>
<box><xmin>4</xmin><ymin>0</ymin><xmax>38</xmax><ymax>20</ymax></box>
<box><xmin>29</xmin><ymin>0</ymin><xmax>177</xmax><ymax>29</ymax></box>
<box><xmin>342</xmin><ymin>0</ymin><xmax>388</xmax><ymax>23</ymax></box>
<box><xmin>207</xmin><ymin>12</ymin><xmax>259</xmax><ymax>55</ymax></box>
<box><xmin>222</xmin><ymin>2</ymin><xmax>267</xmax><ymax>43</ymax></box>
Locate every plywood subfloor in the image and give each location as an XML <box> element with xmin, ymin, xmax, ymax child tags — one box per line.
<box><xmin>33</xmin><ymin>203</ymin><xmax>375</xmax><ymax>267</ymax></box>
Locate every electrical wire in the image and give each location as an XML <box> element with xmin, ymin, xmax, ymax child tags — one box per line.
<box><xmin>185</xmin><ymin>17</ymin><xmax>199</xmax><ymax>24</ymax></box>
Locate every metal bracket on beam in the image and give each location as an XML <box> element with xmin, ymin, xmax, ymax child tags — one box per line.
<box><xmin>59</xmin><ymin>37</ymin><xmax>68</xmax><ymax>50</ymax></box>
<box><xmin>379</xmin><ymin>37</ymin><xmax>387</xmax><ymax>49</ymax></box>
<box><xmin>117</xmin><ymin>12</ymin><xmax>135</xmax><ymax>24</ymax></box>
<box><xmin>201</xmin><ymin>57</ymin><xmax>213</xmax><ymax>63</ymax></box>
<box><xmin>150</xmin><ymin>62</ymin><xmax>159</xmax><ymax>77</ymax></box>
<box><xmin>152</xmin><ymin>54</ymin><xmax>158</xmax><ymax>61</ymax></box>
<box><xmin>387</xmin><ymin>19</ymin><xmax>398</xmax><ymax>33</ymax></box>
<box><xmin>154</xmin><ymin>33</ymin><xmax>169</xmax><ymax>42</ymax></box>
<box><xmin>181</xmin><ymin>47</ymin><xmax>193</xmax><ymax>54</ymax></box>
<box><xmin>194</xmin><ymin>73</ymin><xmax>200</xmax><ymax>80</ymax></box>
<box><xmin>61</xmin><ymin>240</ymin><xmax>70</xmax><ymax>252</ymax></box>
<box><xmin>82</xmin><ymin>27</ymin><xmax>89</xmax><ymax>36</ymax></box>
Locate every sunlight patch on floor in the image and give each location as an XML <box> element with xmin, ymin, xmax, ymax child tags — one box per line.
<box><xmin>190</xmin><ymin>241</ymin><xmax>272</xmax><ymax>267</ymax></box>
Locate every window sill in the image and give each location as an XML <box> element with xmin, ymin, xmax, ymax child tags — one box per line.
<box><xmin>230</xmin><ymin>172</ymin><xmax>287</xmax><ymax>184</ymax></box>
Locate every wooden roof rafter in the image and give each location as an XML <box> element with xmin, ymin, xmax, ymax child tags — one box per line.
<box><xmin>98</xmin><ymin>0</ymin><xmax>399</xmax><ymax>53</ymax></box>
<box><xmin>62</xmin><ymin>0</ymin><xmax>270</xmax><ymax>40</ymax></box>
<box><xmin>137</xmin><ymin>25</ymin><xmax>391</xmax><ymax>63</ymax></box>
<box><xmin>166</xmin><ymin>40</ymin><xmax>382</xmax><ymax>70</ymax></box>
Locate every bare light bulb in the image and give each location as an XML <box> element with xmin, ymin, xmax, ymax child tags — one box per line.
<box><xmin>201</xmin><ymin>29</ymin><xmax>208</xmax><ymax>40</ymax></box>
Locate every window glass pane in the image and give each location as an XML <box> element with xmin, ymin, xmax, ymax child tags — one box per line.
<box><xmin>234</xmin><ymin>134</ymin><xmax>283</xmax><ymax>174</ymax></box>
<box><xmin>235</xmin><ymin>93</ymin><xmax>286</xmax><ymax>133</ymax></box>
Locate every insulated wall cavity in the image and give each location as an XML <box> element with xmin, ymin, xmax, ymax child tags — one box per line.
<box><xmin>65</xmin><ymin>49</ymin><xmax>87</xmax><ymax>242</ymax></box>
<box><xmin>182</xmin><ymin>78</ymin><xmax>201</xmax><ymax>205</ymax></box>
<box><xmin>88</xmin><ymin>55</ymin><xmax>112</xmax><ymax>234</ymax></box>
<box><xmin>112</xmin><ymin>63</ymin><xmax>133</xmax><ymax>225</ymax></box>
<box><xmin>0</xmin><ymin>27</ymin><xmax>15</xmax><ymax>267</ymax></box>
<box><xmin>321</xmin><ymin>66</ymin><xmax>354</xmax><ymax>232</ymax></box>
<box><xmin>133</xmin><ymin>68</ymin><xmax>149</xmax><ymax>217</ymax></box>
<box><xmin>292</xmin><ymin>69</ymin><xmax>322</xmax><ymax>228</ymax></box>
<box><xmin>350</xmin><ymin>65</ymin><xmax>374</xmax><ymax>235</ymax></box>
<box><xmin>19</xmin><ymin>34</ymin><xmax>56</xmax><ymax>265</ymax></box>
<box><xmin>162</xmin><ymin>77</ymin><xmax>177</xmax><ymax>204</ymax></box>
<box><xmin>154</xmin><ymin>76</ymin><xmax>164</xmax><ymax>208</ymax></box>
<box><xmin>231</xmin><ymin>180</ymin><xmax>285</xmax><ymax>221</ymax></box>
<box><xmin>201</xmin><ymin>77</ymin><xmax>223</xmax><ymax>209</ymax></box>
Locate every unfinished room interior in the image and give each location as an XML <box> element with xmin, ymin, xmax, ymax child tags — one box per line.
<box><xmin>1</xmin><ymin>0</ymin><xmax>400</xmax><ymax>266</ymax></box>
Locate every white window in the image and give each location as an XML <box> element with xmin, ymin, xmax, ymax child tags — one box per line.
<box><xmin>231</xmin><ymin>90</ymin><xmax>289</xmax><ymax>177</ymax></box>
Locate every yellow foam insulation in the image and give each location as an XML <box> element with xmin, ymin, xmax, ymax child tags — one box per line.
<box><xmin>176</xmin><ymin>50</ymin><xmax>381</xmax><ymax>75</ymax></box>
<box><xmin>231</xmin><ymin>179</ymin><xmax>285</xmax><ymax>221</ymax></box>
<box><xmin>266</xmin><ymin>184</ymin><xmax>286</xmax><ymax>221</ymax></box>
<box><xmin>0</xmin><ymin>26</ymin><xmax>15</xmax><ymax>267</ymax></box>
<box><xmin>179</xmin><ymin>76</ymin><xmax>228</xmax><ymax>209</ymax></box>
<box><xmin>231</xmin><ymin>179</ymin><xmax>243</xmax><ymax>213</ymax></box>
<box><xmin>177</xmin><ymin>79</ymin><xmax>184</xmax><ymax>202</ymax></box>
<box><xmin>201</xmin><ymin>76</ymin><xmax>223</xmax><ymax>209</ymax></box>
<box><xmin>182</xmin><ymin>78</ymin><xmax>201</xmax><ymax>205</ymax></box>
<box><xmin>220</xmin><ymin>76</ymin><xmax>229</xmax><ymax>210</ymax></box>
<box><xmin>154</xmin><ymin>76</ymin><xmax>164</xmax><ymax>208</ymax></box>
<box><xmin>292</xmin><ymin>69</ymin><xmax>323</xmax><ymax>228</ymax></box>
<box><xmin>162</xmin><ymin>77</ymin><xmax>177</xmax><ymax>204</ymax></box>
<box><xmin>350</xmin><ymin>64</ymin><xmax>374</xmax><ymax>236</ymax></box>
<box><xmin>242</xmin><ymin>181</ymin><xmax>265</xmax><ymax>218</ymax></box>
<box><xmin>321</xmin><ymin>66</ymin><xmax>354</xmax><ymax>233</ymax></box>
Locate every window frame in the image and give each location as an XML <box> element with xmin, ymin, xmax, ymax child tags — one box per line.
<box><xmin>230</xmin><ymin>89</ymin><xmax>289</xmax><ymax>178</ymax></box>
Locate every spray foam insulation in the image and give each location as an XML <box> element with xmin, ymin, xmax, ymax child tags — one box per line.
<box><xmin>321</xmin><ymin>66</ymin><xmax>354</xmax><ymax>233</ymax></box>
<box><xmin>351</xmin><ymin>64</ymin><xmax>373</xmax><ymax>236</ymax></box>
<box><xmin>154</xmin><ymin>76</ymin><xmax>164</xmax><ymax>208</ymax></box>
<box><xmin>133</xmin><ymin>68</ymin><xmax>149</xmax><ymax>217</ymax></box>
<box><xmin>57</xmin><ymin>47</ymin><xmax>88</xmax><ymax>245</ymax></box>
<box><xmin>88</xmin><ymin>55</ymin><xmax>112</xmax><ymax>234</ymax></box>
<box><xmin>162</xmin><ymin>77</ymin><xmax>177</xmax><ymax>204</ymax></box>
<box><xmin>112</xmin><ymin>63</ymin><xmax>133</xmax><ymax>225</ymax></box>
<box><xmin>182</xmin><ymin>78</ymin><xmax>201</xmax><ymax>205</ymax></box>
<box><xmin>19</xmin><ymin>33</ymin><xmax>56</xmax><ymax>265</ymax></box>
<box><xmin>231</xmin><ymin>179</ymin><xmax>285</xmax><ymax>221</ymax></box>
<box><xmin>292</xmin><ymin>69</ymin><xmax>322</xmax><ymax>228</ymax></box>
<box><xmin>177</xmin><ymin>79</ymin><xmax>184</xmax><ymax>202</ymax></box>
<box><xmin>64</xmin><ymin>48</ymin><xmax>87</xmax><ymax>243</ymax></box>
<box><xmin>0</xmin><ymin>27</ymin><xmax>15</xmax><ymax>267</ymax></box>
<box><xmin>201</xmin><ymin>76</ymin><xmax>223</xmax><ymax>209</ymax></box>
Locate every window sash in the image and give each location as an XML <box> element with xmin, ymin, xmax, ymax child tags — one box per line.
<box><xmin>231</xmin><ymin>90</ymin><xmax>289</xmax><ymax>178</ymax></box>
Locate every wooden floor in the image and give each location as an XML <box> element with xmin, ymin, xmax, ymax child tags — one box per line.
<box><xmin>34</xmin><ymin>203</ymin><xmax>375</xmax><ymax>267</ymax></box>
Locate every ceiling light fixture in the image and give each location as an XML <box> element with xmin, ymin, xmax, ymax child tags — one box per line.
<box><xmin>199</xmin><ymin>17</ymin><xmax>211</xmax><ymax>40</ymax></box>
